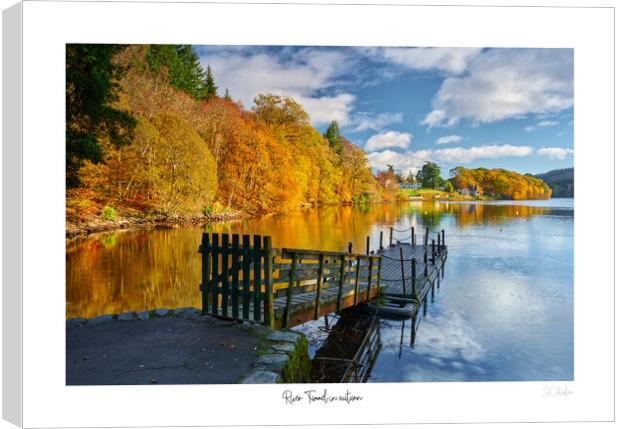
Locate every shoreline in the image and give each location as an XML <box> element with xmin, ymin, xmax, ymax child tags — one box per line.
<box><xmin>66</xmin><ymin>196</ymin><xmax>562</xmax><ymax>241</ymax></box>
<box><xmin>65</xmin><ymin>211</ymin><xmax>248</xmax><ymax>241</ymax></box>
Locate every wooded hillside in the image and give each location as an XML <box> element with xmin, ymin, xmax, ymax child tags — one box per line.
<box><xmin>66</xmin><ymin>45</ymin><xmax>398</xmax><ymax>225</ymax></box>
<box><xmin>535</xmin><ymin>168</ymin><xmax>574</xmax><ymax>198</ymax></box>
<box><xmin>449</xmin><ymin>167</ymin><xmax>552</xmax><ymax>200</ymax></box>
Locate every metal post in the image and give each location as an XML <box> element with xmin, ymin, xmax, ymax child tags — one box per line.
<box><xmin>411</xmin><ymin>227</ymin><xmax>415</xmax><ymax>247</ymax></box>
<box><xmin>399</xmin><ymin>247</ymin><xmax>406</xmax><ymax>296</ymax></box>
<box><xmin>424</xmin><ymin>249</ymin><xmax>428</xmax><ymax>276</ymax></box>
<box><xmin>442</xmin><ymin>229</ymin><xmax>445</xmax><ymax>249</ymax></box>
<box><xmin>366</xmin><ymin>236</ymin><xmax>370</xmax><ymax>255</ymax></box>
<box><xmin>424</xmin><ymin>227</ymin><xmax>429</xmax><ymax>246</ymax></box>
<box><xmin>411</xmin><ymin>259</ymin><xmax>418</xmax><ymax>302</ymax></box>
<box><xmin>432</xmin><ymin>239</ymin><xmax>436</xmax><ymax>263</ymax></box>
<box><xmin>379</xmin><ymin>231</ymin><xmax>384</xmax><ymax>250</ymax></box>
<box><xmin>389</xmin><ymin>228</ymin><xmax>393</xmax><ymax>247</ymax></box>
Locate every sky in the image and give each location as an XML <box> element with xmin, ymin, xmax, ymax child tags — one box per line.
<box><xmin>196</xmin><ymin>46</ymin><xmax>573</xmax><ymax>177</ymax></box>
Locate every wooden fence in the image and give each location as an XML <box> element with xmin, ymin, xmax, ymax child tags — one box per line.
<box><xmin>198</xmin><ymin>233</ymin><xmax>382</xmax><ymax>329</ymax></box>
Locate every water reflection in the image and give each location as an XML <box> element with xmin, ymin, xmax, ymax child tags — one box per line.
<box><xmin>66</xmin><ymin>198</ymin><xmax>573</xmax><ymax>382</ymax></box>
<box><xmin>294</xmin><ymin>308</ymin><xmax>381</xmax><ymax>383</ymax></box>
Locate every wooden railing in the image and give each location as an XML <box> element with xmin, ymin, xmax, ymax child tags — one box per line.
<box><xmin>198</xmin><ymin>233</ymin><xmax>382</xmax><ymax>328</ymax></box>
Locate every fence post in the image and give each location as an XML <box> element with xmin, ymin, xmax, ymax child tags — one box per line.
<box><xmin>437</xmin><ymin>233</ymin><xmax>441</xmax><ymax>253</ymax></box>
<box><xmin>263</xmin><ymin>236</ymin><xmax>275</xmax><ymax>328</ymax></box>
<box><xmin>411</xmin><ymin>259</ymin><xmax>418</xmax><ymax>302</ymax></box>
<box><xmin>241</xmin><ymin>235</ymin><xmax>251</xmax><ymax>320</ymax></box>
<box><xmin>284</xmin><ymin>252</ymin><xmax>297</xmax><ymax>328</ymax></box>
<box><xmin>199</xmin><ymin>233</ymin><xmax>211</xmax><ymax>314</ymax></box>
<box><xmin>424</xmin><ymin>248</ymin><xmax>428</xmax><ymax>277</ymax></box>
<box><xmin>211</xmin><ymin>233</ymin><xmax>220</xmax><ymax>314</ymax></box>
<box><xmin>432</xmin><ymin>239</ymin><xmax>436</xmax><ymax>264</ymax></box>
<box><xmin>252</xmin><ymin>235</ymin><xmax>262</xmax><ymax>321</ymax></box>
<box><xmin>366</xmin><ymin>258</ymin><xmax>374</xmax><ymax>301</ymax></box>
<box><xmin>442</xmin><ymin>229</ymin><xmax>445</xmax><ymax>250</ymax></box>
<box><xmin>379</xmin><ymin>231</ymin><xmax>384</xmax><ymax>250</ymax></box>
<box><xmin>376</xmin><ymin>257</ymin><xmax>382</xmax><ymax>297</ymax></box>
<box><xmin>337</xmin><ymin>254</ymin><xmax>346</xmax><ymax>313</ymax></box>
<box><xmin>411</xmin><ymin>227</ymin><xmax>415</xmax><ymax>246</ymax></box>
<box><xmin>221</xmin><ymin>234</ymin><xmax>229</xmax><ymax>317</ymax></box>
<box><xmin>231</xmin><ymin>234</ymin><xmax>240</xmax><ymax>319</ymax></box>
<box><xmin>366</xmin><ymin>236</ymin><xmax>370</xmax><ymax>255</ymax></box>
<box><xmin>389</xmin><ymin>228</ymin><xmax>393</xmax><ymax>247</ymax></box>
<box><xmin>424</xmin><ymin>228</ymin><xmax>429</xmax><ymax>246</ymax></box>
<box><xmin>354</xmin><ymin>256</ymin><xmax>361</xmax><ymax>305</ymax></box>
<box><xmin>399</xmin><ymin>247</ymin><xmax>406</xmax><ymax>296</ymax></box>
<box><xmin>314</xmin><ymin>254</ymin><xmax>325</xmax><ymax>320</ymax></box>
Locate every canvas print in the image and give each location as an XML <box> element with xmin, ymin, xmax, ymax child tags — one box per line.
<box><xmin>66</xmin><ymin>45</ymin><xmax>573</xmax><ymax>385</ymax></box>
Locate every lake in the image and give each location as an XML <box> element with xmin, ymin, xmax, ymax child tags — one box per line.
<box><xmin>66</xmin><ymin>198</ymin><xmax>574</xmax><ymax>382</ymax></box>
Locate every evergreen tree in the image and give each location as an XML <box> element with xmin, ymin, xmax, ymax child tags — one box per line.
<box><xmin>66</xmin><ymin>44</ymin><xmax>135</xmax><ymax>187</ymax></box>
<box><xmin>323</xmin><ymin>120</ymin><xmax>344</xmax><ymax>155</ymax></box>
<box><xmin>146</xmin><ymin>44</ymin><xmax>207</xmax><ymax>99</ymax></box>
<box><xmin>224</xmin><ymin>88</ymin><xmax>232</xmax><ymax>101</ymax></box>
<box><xmin>416</xmin><ymin>161</ymin><xmax>444</xmax><ymax>189</ymax></box>
<box><xmin>204</xmin><ymin>66</ymin><xmax>218</xmax><ymax>98</ymax></box>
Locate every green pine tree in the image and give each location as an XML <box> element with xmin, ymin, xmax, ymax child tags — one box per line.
<box><xmin>323</xmin><ymin>120</ymin><xmax>344</xmax><ymax>155</ymax></box>
<box><xmin>224</xmin><ymin>88</ymin><xmax>232</xmax><ymax>101</ymax></box>
<box><xmin>66</xmin><ymin>44</ymin><xmax>135</xmax><ymax>187</ymax></box>
<box><xmin>204</xmin><ymin>66</ymin><xmax>218</xmax><ymax>98</ymax></box>
<box><xmin>146</xmin><ymin>44</ymin><xmax>207</xmax><ymax>100</ymax></box>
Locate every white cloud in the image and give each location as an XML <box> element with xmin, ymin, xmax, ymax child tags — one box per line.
<box><xmin>537</xmin><ymin>147</ymin><xmax>574</xmax><ymax>160</ymax></box>
<box><xmin>200</xmin><ymin>48</ymin><xmax>357</xmax><ymax>125</ymax></box>
<box><xmin>350</xmin><ymin>112</ymin><xmax>403</xmax><ymax>132</ymax></box>
<box><xmin>436</xmin><ymin>135</ymin><xmax>463</xmax><ymax>145</ymax></box>
<box><xmin>297</xmin><ymin>94</ymin><xmax>356</xmax><ymax>125</ymax></box>
<box><xmin>422</xmin><ymin>49</ymin><xmax>573</xmax><ymax>127</ymax></box>
<box><xmin>367</xmin><ymin>144</ymin><xmax>534</xmax><ymax>172</ymax></box>
<box><xmin>525</xmin><ymin>120</ymin><xmax>559</xmax><ymax>132</ymax></box>
<box><xmin>365</xmin><ymin>131</ymin><xmax>413</xmax><ymax>151</ymax></box>
<box><xmin>379</xmin><ymin>47</ymin><xmax>482</xmax><ymax>75</ymax></box>
<box><xmin>366</xmin><ymin>149</ymin><xmax>431</xmax><ymax>175</ymax></box>
<box><xmin>537</xmin><ymin>120</ymin><xmax>559</xmax><ymax>127</ymax></box>
<box><xmin>434</xmin><ymin>144</ymin><xmax>534</xmax><ymax>163</ymax></box>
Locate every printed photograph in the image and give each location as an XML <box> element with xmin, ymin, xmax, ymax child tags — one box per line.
<box><xmin>66</xmin><ymin>44</ymin><xmax>573</xmax><ymax>385</ymax></box>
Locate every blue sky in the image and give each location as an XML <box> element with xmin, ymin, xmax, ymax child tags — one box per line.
<box><xmin>196</xmin><ymin>46</ymin><xmax>573</xmax><ymax>177</ymax></box>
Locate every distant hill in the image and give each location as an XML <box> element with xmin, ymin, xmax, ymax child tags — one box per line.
<box><xmin>535</xmin><ymin>168</ymin><xmax>574</xmax><ymax>198</ymax></box>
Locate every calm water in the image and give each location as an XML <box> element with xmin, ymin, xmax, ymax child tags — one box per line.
<box><xmin>66</xmin><ymin>198</ymin><xmax>573</xmax><ymax>381</ymax></box>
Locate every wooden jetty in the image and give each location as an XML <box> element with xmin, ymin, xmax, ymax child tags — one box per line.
<box><xmin>198</xmin><ymin>227</ymin><xmax>447</xmax><ymax>330</ymax></box>
<box><xmin>377</xmin><ymin>227</ymin><xmax>447</xmax><ymax>316</ymax></box>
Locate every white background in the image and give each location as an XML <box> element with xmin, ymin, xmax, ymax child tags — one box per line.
<box><xmin>1</xmin><ymin>0</ymin><xmax>617</xmax><ymax>428</ymax></box>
